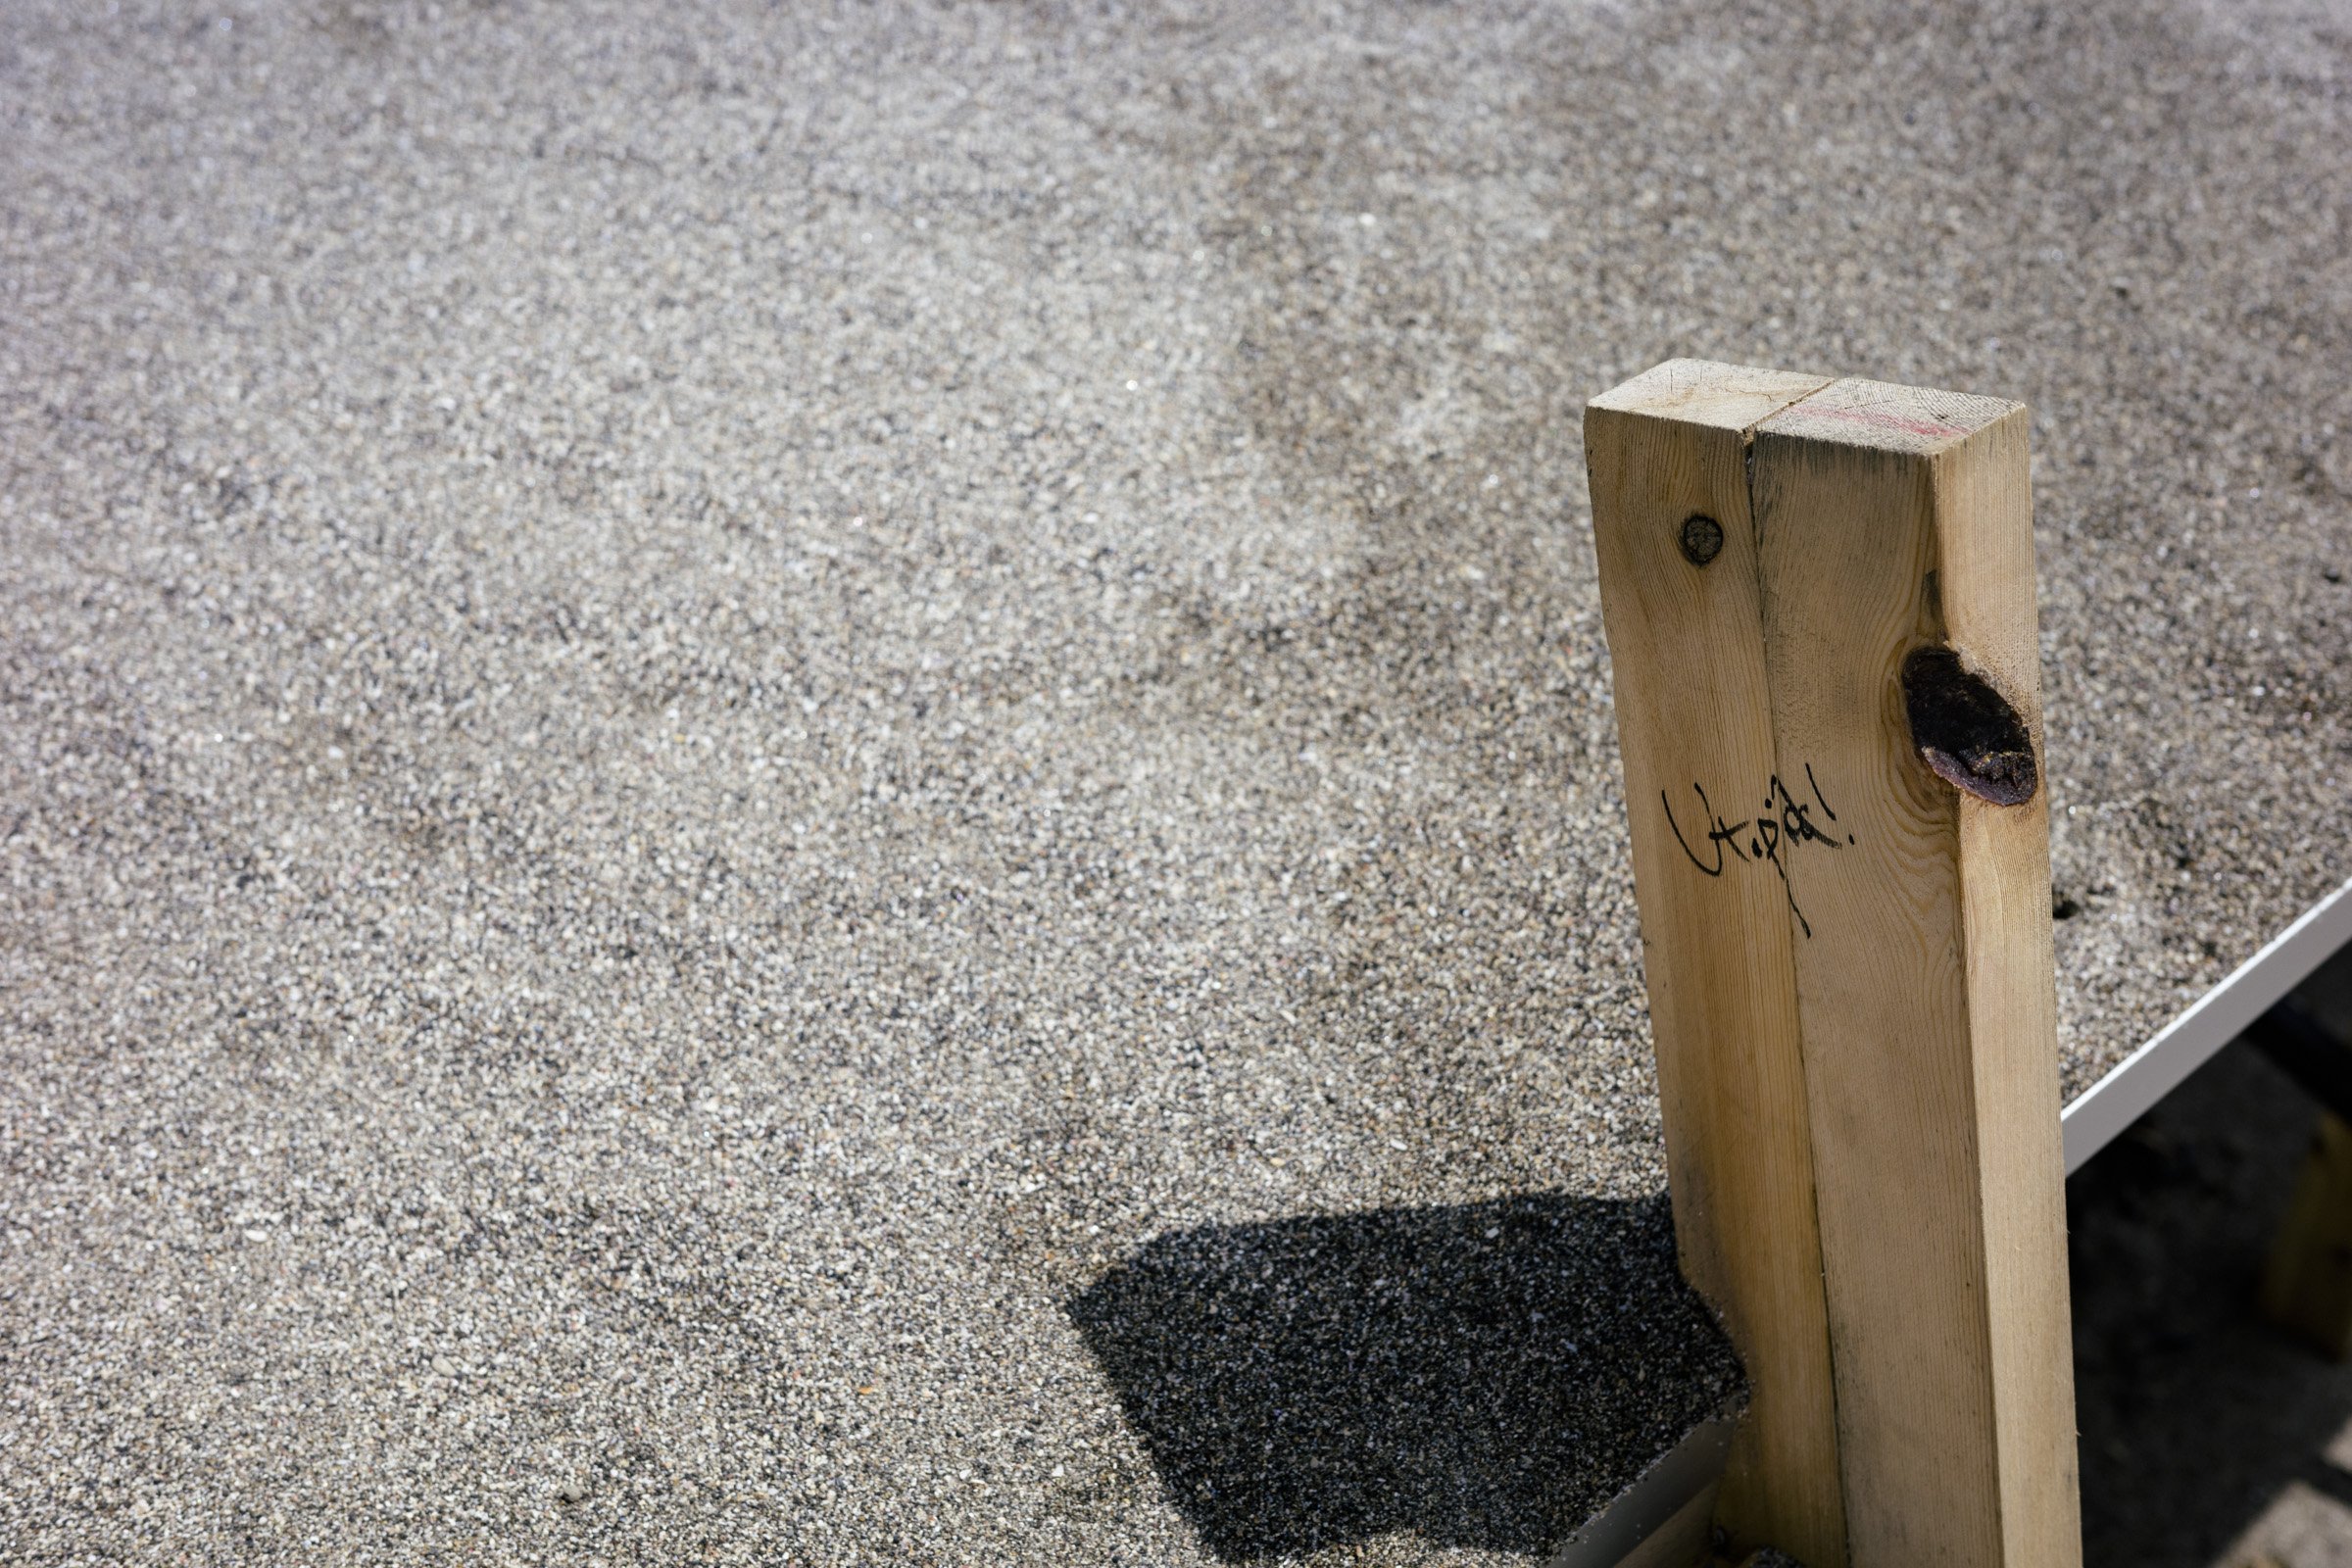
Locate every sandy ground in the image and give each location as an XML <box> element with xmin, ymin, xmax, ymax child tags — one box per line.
<box><xmin>3</xmin><ymin>0</ymin><xmax>2349</xmax><ymax>1563</ymax></box>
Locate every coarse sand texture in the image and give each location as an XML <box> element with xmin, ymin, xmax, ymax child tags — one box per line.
<box><xmin>3</xmin><ymin>1</ymin><xmax>2348</xmax><ymax>1562</ymax></box>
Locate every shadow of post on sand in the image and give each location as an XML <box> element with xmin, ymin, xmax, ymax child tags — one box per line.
<box><xmin>1067</xmin><ymin>1191</ymin><xmax>1742</xmax><ymax>1561</ymax></box>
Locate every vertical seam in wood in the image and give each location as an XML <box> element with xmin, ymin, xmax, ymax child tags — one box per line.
<box><xmin>1596</xmin><ymin>368</ymin><xmax>2073</xmax><ymax>1567</ymax></box>
<box><xmin>1738</xmin><ymin>402</ymin><xmax>1854</xmax><ymax>1564</ymax></box>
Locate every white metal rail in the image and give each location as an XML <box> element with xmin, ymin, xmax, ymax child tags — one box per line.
<box><xmin>2062</xmin><ymin>877</ymin><xmax>2352</xmax><ymax>1172</ymax></box>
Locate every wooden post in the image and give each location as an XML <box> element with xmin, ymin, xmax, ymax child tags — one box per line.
<box><xmin>1588</xmin><ymin>362</ymin><xmax>2082</xmax><ymax>1567</ymax></box>
<box><xmin>1587</xmin><ymin>365</ymin><xmax>1847</xmax><ymax>1567</ymax></box>
<box><xmin>2262</xmin><ymin>1110</ymin><xmax>2352</xmax><ymax>1359</ymax></box>
<box><xmin>2248</xmin><ymin>1002</ymin><xmax>2352</xmax><ymax>1357</ymax></box>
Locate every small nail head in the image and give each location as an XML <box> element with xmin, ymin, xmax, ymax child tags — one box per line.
<box><xmin>1679</xmin><ymin>514</ymin><xmax>1724</xmax><ymax>566</ymax></box>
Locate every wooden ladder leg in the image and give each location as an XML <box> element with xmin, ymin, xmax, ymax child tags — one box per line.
<box><xmin>1588</xmin><ymin>362</ymin><xmax>2082</xmax><ymax>1568</ymax></box>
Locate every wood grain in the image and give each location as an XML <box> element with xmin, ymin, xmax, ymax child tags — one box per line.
<box><xmin>1751</xmin><ymin>378</ymin><xmax>2078</xmax><ymax>1568</ymax></box>
<box><xmin>1588</xmin><ymin>361</ymin><xmax>1844</xmax><ymax>1568</ymax></box>
<box><xmin>1589</xmin><ymin>364</ymin><xmax>2081</xmax><ymax>1567</ymax></box>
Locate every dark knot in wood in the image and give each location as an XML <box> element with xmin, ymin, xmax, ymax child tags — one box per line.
<box><xmin>1900</xmin><ymin>645</ymin><xmax>2037</xmax><ymax>806</ymax></box>
<box><xmin>1679</xmin><ymin>514</ymin><xmax>1724</xmax><ymax>566</ymax></box>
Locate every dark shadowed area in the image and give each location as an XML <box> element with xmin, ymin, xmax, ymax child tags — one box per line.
<box><xmin>1069</xmin><ymin>1193</ymin><xmax>1741</xmax><ymax>1561</ymax></box>
<box><xmin>2074</xmin><ymin>945</ymin><xmax>2352</xmax><ymax>1568</ymax></box>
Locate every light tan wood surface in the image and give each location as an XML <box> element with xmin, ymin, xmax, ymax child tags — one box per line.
<box><xmin>1751</xmin><ymin>378</ymin><xmax>2079</xmax><ymax>1568</ymax></box>
<box><xmin>1590</xmin><ymin>363</ymin><xmax>2082</xmax><ymax>1568</ymax></box>
<box><xmin>1588</xmin><ymin>362</ymin><xmax>1845</xmax><ymax>1568</ymax></box>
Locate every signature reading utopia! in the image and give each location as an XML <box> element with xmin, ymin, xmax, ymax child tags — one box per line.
<box><xmin>1661</xmin><ymin>763</ymin><xmax>1854</xmax><ymax>939</ymax></box>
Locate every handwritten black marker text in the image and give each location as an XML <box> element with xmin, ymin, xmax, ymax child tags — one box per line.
<box><xmin>1662</xmin><ymin>762</ymin><xmax>1855</xmax><ymax>939</ymax></box>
